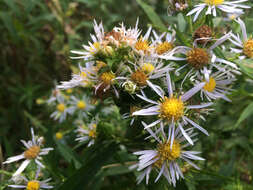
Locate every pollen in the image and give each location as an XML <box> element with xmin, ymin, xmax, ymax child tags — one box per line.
<box><xmin>26</xmin><ymin>181</ymin><xmax>40</xmax><ymax>190</ymax></box>
<box><xmin>141</xmin><ymin>63</ymin><xmax>155</xmax><ymax>73</ymax></box>
<box><xmin>131</xmin><ymin>70</ymin><xmax>148</xmax><ymax>87</ymax></box>
<box><xmin>156</xmin><ymin>42</ymin><xmax>173</xmax><ymax>55</ymax></box>
<box><xmin>24</xmin><ymin>146</ymin><xmax>40</xmax><ymax>159</ymax></box>
<box><xmin>243</xmin><ymin>39</ymin><xmax>253</xmax><ymax>58</ymax></box>
<box><xmin>88</xmin><ymin>129</ymin><xmax>96</xmax><ymax>138</ymax></box>
<box><xmin>187</xmin><ymin>48</ymin><xmax>210</xmax><ymax>69</ymax></box>
<box><xmin>81</xmin><ymin>71</ymin><xmax>87</xmax><ymax>78</ymax></box>
<box><xmin>99</xmin><ymin>72</ymin><xmax>115</xmax><ymax>85</ymax></box>
<box><xmin>154</xmin><ymin>140</ymin><xmax>181</xmax><ymax>168</ymax></box>
<box><xmin>77</xmin><ymin>100</ymin><xmax>86</xmax><ymax>109</ymax></box>
<box><xmin>203</xmin><ymin>77</ymin><xmax>216</xmax><ymax>92</ymax></box>
<box><xmin>57</xmin><ymin>103</ymin><xmax>65</xmax><ymax>112</ymax></box>
<box><xmin>205</xmin><ymin>0</ymin><xmax>224</xmax><ymax>6</ymax></box>
<box><xmin>159</xmin><ymin>96</ymin><xmax>184</xmax><ymax>121</ymax></box>
<box><xmin>135</xmin><ymin>39</ymin><xmax>150</xmax><ymax>52</ymax></box>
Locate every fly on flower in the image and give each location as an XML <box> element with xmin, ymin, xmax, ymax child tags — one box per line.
<box><xmin>131</xmin><ymin>124</ymin><xmax>203</xmax><ymax>186</ymax></box>
<box><xmin>3</xmin><ymin>128</ymin><xmax>53</xmax><ymax>176</ymax></box>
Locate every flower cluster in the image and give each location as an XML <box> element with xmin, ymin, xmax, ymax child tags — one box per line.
<box><xmin>55</xmin><ymin>4</ymin><xmax>251</xmax><ymax>183</ymax></box>
<box><xmin>3</xmin><ymin>0</ymin><xmax>251</xmax><ymax>188</ymax></box>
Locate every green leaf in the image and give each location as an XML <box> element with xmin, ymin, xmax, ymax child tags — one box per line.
<box><xmin>177</xmin><ymin>13</ymin><xmax>186</xmax><ymax>32</ymax></box>
<box><xmin>55</xmin><ymin>140</ymin><xmax>82</xmax><ymax>169</ymax></box>
<box><xmin>235</xmin><ymin>102</ymin><xmax>253</xmax><ymax>128</ymax></box>
<box><xmin>136</xmin><ymin>0</ymin><xmax>167</xmax><ymax>32</ymax></box>
<box><xmin>57</xmin><ymin>142</ymin><xmax>118</xmax><ymax>190</ymax></box>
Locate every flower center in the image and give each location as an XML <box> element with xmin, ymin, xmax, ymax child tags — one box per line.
<box><xmin>141</xmin><ymin>63</ymin><xmax>155</xmax><ymax>73</ymax></box>
<box><xmin>203</xmin><ymin>77</ymin><xmax>216</xmax><ymax>92</ymax></box>
<box><xmin>187</xmin><ymin>48</ymin><xmax>210</xmax><ymax>69</ymax></box>
<box><xmin>243</xmin><ymin>39</ymin><xmax>253</xmax><ymax>58</ymax></box>
<box><xmin>26</xmin><ymin>181</ymin><xmax>40</xmax><ymax>190</ymax></box>
<box><xmin>88</xmin><ymin>129</ymin><xmax>96</xmax><ymax>138</ymax></box>
<box><xmin>154</xmin><ymin>140</ymin><xmax>181</xmax><ymax>168</ymax></box>
<box><xmin>205</xmin><ymin>0</ymin><xmax>224</xmax><ymax>5</ymax></box>
<box><xmin>90</xmin><ymin>42</ymin><xmax>100</xmax><ymax>54</ymax></box>
<box><xmin>156</xmin><ymin>42</ymin><xmax>173</xmax><ymax>55</ymax></box>
<box><xmin>57</xmin><ymin>103</ymin><xmax>65</xmax><ymax>112</ymax></box>
<box><xmin>66</xmin><ymin>89</ymin><xmax>73</xmax><ymax>94</ymax></box>
<box><xmin>99</xmin><ymin>72</ymin><xmax>115</xmax><ymax>85</ymax></box>
<box><xmin>135</xmin><ymin>39</ymin><xmax>150</xmax><ymax>52</ymax></box>
<box><xmin>194</xmin><ymin>25</ymin><xmax>212</xmax><ymax>44</ymax></box>
<box><xmin>55</xmin><ymin>132</ymin><xmax>63</xmax><ymax>140</ymax></box>
<box><xmin>77</xmin><ymin>100</ymin><xmax>86</xmax><ymax>109</ymax></box>
<box><xmin>24</xmin><ymin>146</ymin><xmax>40</xmax><ymax>159</ymax></box>
<box><xmin>159</xmin><ymin>97</ymin><xmax>184</xmax><ymax>121</ymax></box>
<box><xmin>131</xmin><ymin>70</ymin><xmax>148</xmax><ymax>87</ymax></box>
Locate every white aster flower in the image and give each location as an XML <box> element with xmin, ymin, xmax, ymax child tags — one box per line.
<box><xmin>9</xmin><ymin>167</ymin><xmax>53</xmax><ymax>190</ymax></box>
<box><xmin>187</xmin><ymin>0</ymin><xmax>250</xmax><ymax>22</ymax></box>
<box><xmin>230</xmin><ymin>18</ymin><xmax>253</xmax><ymax>59</ymax></box>
<box><xmin>195</xmin><ymin>67</ymin><xmax>235</xmax><ymax>101</ymax></box>
<box><xmin>120</xmin><ymin>57</ymin><xmax>174</xmax><ymax>94</ymax></box>
<box><xmin>50</xmin><ymin>94</ymin><xmax>71</xmax><ymax>122</ymax></box>
<box><xmin>133</xmin><ymin>126</ymin><xmax>204</xmax><ymax>186</ymax></box>
<box><xmin>57</xmin><ymin>63</ymin><xmax>94</xmax><ymax>90</ymax></box>
<box><xmin>151</xmin><ymin>28</ymin><xmax>175</xmax><ymax>57</ymax></box>
<box><xmin>133</xmin><ymin>72</ymin><xmax>212</xmax><ymax>145</ymax></box>
<box><xmin>70</xmin><ymin>20</ymin><xmax>105</xmax><ymax>60</ymax></box>
<box><xmin>132</xmin><ymin>26</ymin><xmax>153</xmax><ymax>56</ymax></box>
<box><xmin>3</xmin><ymin>128</ymin><xmax>53</xmax><ymax>176</ymax></box>
<box><xmin>75</xmin><ymin>120</ymin><xmax>97</xmax><ymax>147</ymax></box>
<box><xmin>67</xmin><ymin>95</ymin><xmax>93</xmax><ymax>117</ymax></box>
<box><xmin>161</xmin><ymin>33</ymin><xmax>239</xmax><ymax>82</ymax></box>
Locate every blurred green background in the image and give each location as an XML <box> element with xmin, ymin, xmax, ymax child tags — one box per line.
<box><xmin>1</xmin><ymin>0</ymin><xmax>253</xmax><ymax>189</ymax></box>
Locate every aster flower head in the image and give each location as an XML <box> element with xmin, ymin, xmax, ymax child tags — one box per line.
<box><xmin>121</xmin><ymin>57</ymin><xmax>174</xmax><ymax>94</ymax></box>
<box><xmin>133</xmin><ymin>72</ymin><xmax>212</xmax><ymax>145</ymax></box>
<box><xmin>132</xmin><ymin>125</ymin><xmax>204</xmax><ymax>186</ymax></box>
<box><xmin>187</xmin><ymin>0</ymin><xmax>250</xmax><ymax>22</ymax></box>
<box><xmin>195</xmin><ymin>67</ymin><xmax>236</xmax><ymax>102</ymax></box>
<box><xmin>151</xmin><ymin>28</ymin><xmax>175</xmax><ymax>57</ymax></box>
<box><xmin>75</xmin><ymin>120</ymin><xmax>98</xmax><ymax>147</ymax></box>
<box><xmin>50</xmin><ymin>94</ymin><xmax>72</xmax><ymax>123</ymax></box>
<box><xmin>3</xmin><ymin>128</ymin><xmax>53</xmax><ymax>176</ymax></box>
<box><xmin>161</xmin><ymin>33</ymin><xmax>239</xmax><ymax>81</ymax></box>
<box><xmin>230</xmin><ymin>18</ymin><xmax>253</xmax><ymax>59</ymax></box>
<box><xmin>8</xmin><ymin>167</ymin><xmax>53</xmax><ymax>190</ymax></box>
<box><xmin>67</xmin><ymin>95</ymin><xmax>94</xmax><ymax>117</ymax></box>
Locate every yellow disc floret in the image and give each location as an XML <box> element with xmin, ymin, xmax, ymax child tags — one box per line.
<box><xmin>26</xmin><ymin>181</ymin><xmax>40</xmax><ymax>190</ymax></box>
<box><xmin>187</xmin><ymin>48</ymin><xmax>210</xmax><ymax>69</ymax></box>
<box><xmin>135</xmin><ymin>39</ymin><xmax>150</xmax><ymax>52</ymax></box>
<box><xmin>243</xmin><ymin>39</ymin><xmax>253</xmax><ymax>58</ymax></box>
<box><xmin>205</xmin><ymin>0</ymin><xmax>224</xmax><ymax>6</ymax></box>
<box><xmin>55</xmin><ymin>132</ymin><xmax>63</xmax><ymax>140</ymax></box>
<box><xmin>156</xmin><ymin>42</ymin><xmax>173</xmax><ymax>55</ymax></box>
<box><xmin>154</xmin><ymin>140</ymin><xmax>181</xmax><ymax>168</ymax></box>
<box><xmin>77</xmin><ymin>100</ymin><xmax>86</xmax><ymax>109</ymax></box>
<box><xmin>141</xmin><ymin>63</ymin><xmax>155</xmax><ymax>73</ymax></box>
<box><xmin>57</xmin><ymin>103</ymin><xmax>65</xmax><ymax>112</ymax></box>
<box><xmin>90</xmin><ymin>42</ymin><xmax>100</xmax><ymax>54</ymax></box>
<box><xmin>203</xmin><ymin>77</ymin><xmax>216</xmax><ymax>92</ymax></box>
<box><xmin>24</xmin><ymin>146</ymin><xmax>40</xmax><ymax>159</ymax></box>
<box><xmin>159</xmin><ymin>97</ymin><xmax>184</xmax><ymax>121</ymax></box>
<box><xmin>66</xmin><ymin>89</ymin><xmax>73</xmax><ymax>94</ymax></box>
<box><xmin>88</xmin><ymin>129</ymin><xmax>96</xmax><ymax>138</ymax></box>
<box><xmin>99</xmin><ymin>72</ymin><xmax>115</xmax><ymax>85</ymax></box>
<box><xmin>131</xmin><ymin>70</ymin><xmax>148</xmax><ymax>87</ymax></box>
